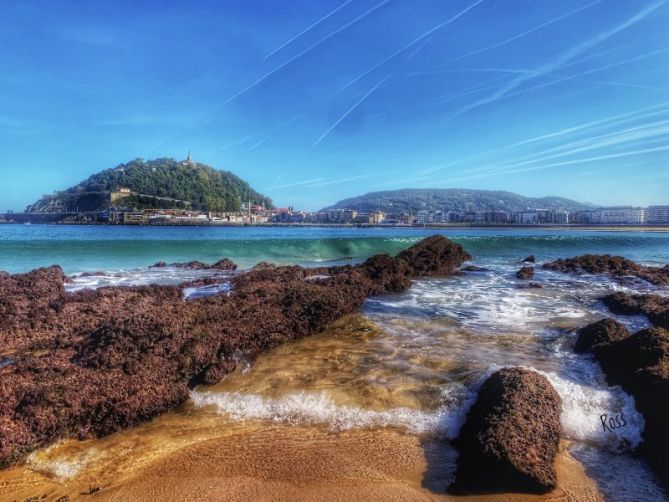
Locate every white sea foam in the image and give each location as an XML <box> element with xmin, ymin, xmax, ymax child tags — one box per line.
<box><xmin>27</xmin><ymin>446</ymin><xmax>96</xmax><ymax>480</ymax></box>
<box><xmin>191</xmin><ymin>383</ymin><xmax>479</xmax><ymax>440</ymax></box>
<box><xmin>537</xmin><ymin>369</ymin><xmax>644</xmax><ymax>452</ymax></box>
<box><xmin>183</xmin><ymin>282</ymin><xmax>231</xmax><ymax>300</ymax></box>
<box><xmin>66</xmin><ymin>267</ymin><xmax>231</xmax><ymax>292</ymax></box>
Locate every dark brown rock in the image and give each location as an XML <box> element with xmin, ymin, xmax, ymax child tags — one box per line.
<box><xmin>396</xmin><ymin>235</ymin><xmax>471</xmax><ymax>277</ymax></box>
<box><xmin>516</xmin><ymin>266</ymin><xmax>534</xmax><ymax>280</ymax></box>
<box><xmin>211</xmin><ymin>258</ymin><xmax>237</xmax><ymax>271</ymax></box>
<box><xmin>523</xmin><ymin>255</ymin><xmax>536</xmax><ymax>263</ymax></box>
<box><xmin>449</xmin><ymin>368</ymin><xmax>562</xmax><ymax>494</ymax></box>
<box><xmin>150</xmin><ymin>258</ymin><xmax>238</xmax><ymax>271</ymax></box>
<box><xmin>603</xmin><ymin>292</ymin><xmax>669</xmax><ymax>330</ymax></box>
<box><xmin>574</xmin><ymin>318</ymin><xmax>630</xmax><ymax>353</ymax></box>
<box><xmin>0</xmin><ymin>235</ymin><xmax>469</xmax><ymax>468</ymax></box>
<box><xmin>543</xmin><ymin>255</ymin><xmax>669</xmax><ymax>286</ymax></box>
<box><xmin>576</xmin><ymin>317</ymin><xmax>669</xmax><ymax>491</ymax></box>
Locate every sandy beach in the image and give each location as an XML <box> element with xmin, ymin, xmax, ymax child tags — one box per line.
<box><xmin>0</xmin><ymin>423</ymin><xmax>601</xmax><ymax>502</ymax></box>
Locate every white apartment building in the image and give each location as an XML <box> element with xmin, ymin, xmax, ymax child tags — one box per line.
<box><xmin>590</xmin><ymin>207</ymin><xmax>646</xmax><ymax>225</ymax></box>
<box><xmin>646</xmin><ymin>206</ymin><xmax>669</xmax><ymax>224</ymax></box>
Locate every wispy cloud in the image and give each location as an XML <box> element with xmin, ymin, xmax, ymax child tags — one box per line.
<box><xmin>340</xmin><ymin>0</ymin><xmax>486</xmax><ymax>91</ymax></box>
<box><xmin>452</xmin><ymin>0</ymin><xmax>666</xmax><ymax>117</ymax></box>
<box><xmin>264</xmin><ymin>0</ymin><xmax>354</xmax><ymax>59</ymax></box>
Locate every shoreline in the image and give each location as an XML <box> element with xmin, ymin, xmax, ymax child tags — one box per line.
<box><xmin>1</xmin><ymin>220</ymin><xmax>668</xmax><ymax>232</ymax></box>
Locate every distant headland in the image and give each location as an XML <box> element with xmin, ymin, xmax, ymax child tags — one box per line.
<box><xmin>1</xmin><ymin>157</ymin><xmax>667</xmax><ymax>227</ymax></box>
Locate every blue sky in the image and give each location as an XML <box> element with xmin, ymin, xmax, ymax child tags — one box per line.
<box><xmin>1</xmin><ymin>0</ymin><xmax>668</xmax><ymax>211</ymax></box>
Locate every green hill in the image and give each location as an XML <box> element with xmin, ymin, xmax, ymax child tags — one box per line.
<box><xmin>323</xmin><ymin>188</ymin><xmax>594</xmax><ymax>214</ymax></box>
<box><xmin>26</xmin><ymin>157</ymin><xmax>273</xmax><ymax>213</ymax></box>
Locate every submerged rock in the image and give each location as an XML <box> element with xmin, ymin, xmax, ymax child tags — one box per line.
<box><xmin>516</xmin><ymin>266</ymin><xmax>534</xmax><ymax>280</ymax></box>
<box><xmin>574</xmin><ymin>318</ymin><xmax>630</xmax><ymax>353</ymax></box>
<box><xmin>576</xmin><ymin>317</ymin><xmax>669</xmax><ymax>491</ymax></box>
<box><xmin>449</xmin><ymin>368</ymin><xmax>562</xmax><ymax>494</ymax></box>
<box><xmin>523</xmin><ymin>255</ymin><xmax>536</xmax><ymax>263</ymax></box>
<box><xmin>0</xmin><ymin>235</ymin><xmax>469</xmax><ymax>468</ymax></box>
<box><xmin>543</xmin><ymin>255</ymin><xmax>669</xmax><ymax>286</ymax></box>
<box><xmin>461</xmin><ymin>265</ymin><xmax>490</xmax><ymax>272</ymax></box>
<box><xmin>516</xmin><ymin>282</ymin><xmax>543</xmax><ymax>289</ymax></box>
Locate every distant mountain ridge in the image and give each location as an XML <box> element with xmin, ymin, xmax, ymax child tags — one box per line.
<box><xmin>26</xmin><ymin>157</ymin><xmax>273</xmax><ymax>213</ymax></box>
<box><xmin>323</xmin><ymin>189</ymin><xmax>595</xmax><ymax>214</ymax></box>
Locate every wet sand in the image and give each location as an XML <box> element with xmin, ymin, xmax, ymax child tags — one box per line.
<box><xmin>0</xmin><ymin>424</ymin><xmax>601</xmax><ymax>502</ymax></box>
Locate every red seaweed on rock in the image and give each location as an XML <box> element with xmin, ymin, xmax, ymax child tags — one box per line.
<box><xmin>574</xmin><ymin>318</ymin><xmax>630</xmax><ymax>353</ymax></box>
<box><xmin>603</xmin><ymin>292</ymin><xmax>669</xmax><ymax>330</ymax></box>
<box><xmin>543</xmin><ymin>255</ymin><xmax>669</xmax><ymax>286</ymax></box>
<box><xmin>449</xmin><ymin>368</ymin><xmax>562</xmax><ymax>495</ymax></box>
<box><xmin>516</xmin><ymin>266</ymin><xmax>534</xmax><ymax>280</ymax></box>
<box><xmin>0</xmin><ymin>235</ymin><xmax>469</xmax><ymax>468</ymax></box>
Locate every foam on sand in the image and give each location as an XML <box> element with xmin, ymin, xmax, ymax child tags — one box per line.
<box><xmin>191</xmin><ymin>385</ymin><xmax>478</xmax><ymax>439</ymax></box>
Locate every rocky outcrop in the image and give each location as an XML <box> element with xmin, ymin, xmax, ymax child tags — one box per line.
<box><xmin>449</xmin><ymin>368</ymin><xmax>562</xmax><ymax>494</ymax></box>
<box><xmin>575</xmin><ymin>317</ymin><xmax>669</xmax><ymax>491</ymax></box>
<box><xmin>523</xmin><ymin>255</ymin><xmax>536</xmax><ymax>263</ymax></box>
<box><xmin>0</xmin><ymin>236</ymin><xmax>469</xmax><ymax>468</ymax></box>
<box><xmin>543</xmin><ymin>255</ymin><xmax>669</xmax><ymax>286</ymax></box>
<box><xmin>396</xmin><ymin>235</ymin><xmax>471</xmax><ymax>277</ymax></box>
<box><xmin>211</xmin><ymin>258</ymin><xmax>237</xmax><ymax>271</ymax></box>
<box><xmin>150</xmin><ymin>259</ymin><xmax>237</xmax><ymax>271</ymax></box>
<box><xmin>603</xmin><ymin>292</ymin><xmax>669</xmax><ymax>330</ymax></box>
<box><xmin>516</xmin><ymin>266</ymin><xmax>534</xmax><ymax>280</ymax></box>
<box><xmin>574</xmin><ymin>318</ymin><xmax>630</xmax><ymax>353</ymax></box>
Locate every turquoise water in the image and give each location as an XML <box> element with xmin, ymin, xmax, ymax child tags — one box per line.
<box><xmin>0</xmin><ymin>225</ymin><xmax>668</xmax><ymax>274</ymax></box>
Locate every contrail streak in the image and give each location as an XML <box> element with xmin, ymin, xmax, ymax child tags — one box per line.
<box><xmin>444</xmin><ymin>0</ymin><xmax>602</xmax><ymax>65</ymax></box>
<box><xmin>264</xmin><ymin>0</ymin><xmax>354</xmax><ymax>59</ymax></box>
<box><xmin>210</xmin><ymin>134</ymin><xmax>255</xmax><ymax>153</ymax></box>
<box><xmin>270</xmin><ymin>178</ymin><xmax>328</xmax><ymax>189</ymax></box>
<box><xmin>303</xmin><ymin>174</ymin><xmax>370</xmax><ymax>188</ymax></box>
<box><xmin>314</xmin><ymin>77</ymin><xmax>388</xmax><ymax>146</ymax></box>
<box><xmin>489</xmin><ymin>47</ymin><xmax>669</xmax><ymax>111</ymax></box>
<box><xmin>390</xmin><ymin>103</ymin><xmax>669</xmax><ymax>184</ymax></box>
<box><xmin>224</xmin><ymin>0</ymin><xmax>392</xmax><ymax>106</ymax></box>
<box><xmin>340</xmin><ymin>0</ymin><xmax>485</xmax><ymax>91</ymax></box>
<box><xmin>144</xmin><ymin>0</ymin><xmax>391</xmax><ymax>153</ymax></box>
<box><xmin>452</xmin><ymin>0</ymin><xmax>666</xmax><ymax>117</ymax></box>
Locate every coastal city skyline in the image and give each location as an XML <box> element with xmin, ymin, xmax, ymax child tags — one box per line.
<box><xmin>2</xmin><ymin>0</ymin><xmax>668</xmax><ymax>211</ymax></box>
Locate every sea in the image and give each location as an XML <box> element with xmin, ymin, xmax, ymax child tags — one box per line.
<box><xmin>1</xmin><ymin>225</ymin><xmax>668</xmax><ymax>500</ymax></box>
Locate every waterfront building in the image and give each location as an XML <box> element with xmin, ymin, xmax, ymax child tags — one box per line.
<box><xmin>646</xmin><ymin>206</ymin><xmax>669</xmax><ymax>224</ymax></box>
<box><xmin>590</xmin><ymin>207</ymin><xmax>646</xmax><ymax>225</ymax></box>
<box><xmin>518</xmin><ymin>212</ymin><xmax>538</xmax><ymax>224</ymax></box>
